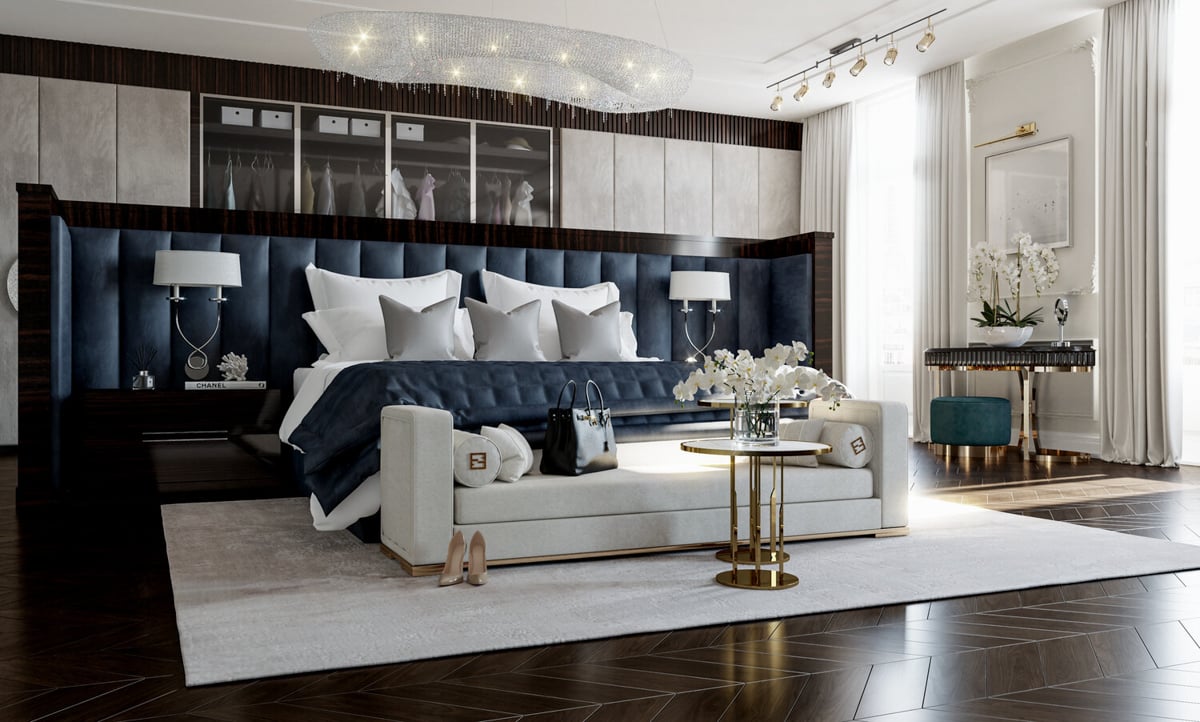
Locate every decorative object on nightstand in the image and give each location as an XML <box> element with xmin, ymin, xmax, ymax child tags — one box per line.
<box><xmin>1052</xmin><ymin>297</ymin><xmax>1071</xmax><ymax>347</ymax></box>
<box><xmin>129</xmin><ymin>344</ymin><xmax>157</xmax><ymax>391</ymax></box>
<box><xmin>668</xmin><ymin>271</ymin><xmax>731</xmax><ymax>362</ymax></box>
<box><xmin>674</xmin><ymin>342</ymin><xmax>848</xmax><ymax>446</ymax></box>
<box><xmin>968</xmin><ymin>232</ymin><xmax>1059</xmax><ymax>347</ymax></box>
<box><xmin>153</xmin><ymin>250</ymin><xmax>242</xmax><ymax>380</ymax></box>
<box><xmin>218</xmin><ymin>352</ymin><xmax>249</xmax><ymax>381</ymax></box>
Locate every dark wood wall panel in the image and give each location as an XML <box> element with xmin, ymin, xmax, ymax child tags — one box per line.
<box><xmin>0</xmin><ymin>34</ymin><xmax>800</xmax><ymax>150</ymax></box>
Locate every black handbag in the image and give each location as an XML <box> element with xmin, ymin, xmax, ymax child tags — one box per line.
<box><xmin>540</xmin><ymin>379</ymin><xmax>618</xmax><ymax>476</ymax></box>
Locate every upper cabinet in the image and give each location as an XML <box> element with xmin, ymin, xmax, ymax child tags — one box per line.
<box><xmin>199</xmin><ymin>95</ymin><xmax>553</xmax><ymax>225</ymax></box>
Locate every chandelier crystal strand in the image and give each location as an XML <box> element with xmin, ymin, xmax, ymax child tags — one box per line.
<box><xmin>308</xmin><ymin>11</ymin><xmax>692</xmax><ymax>113</ymax></box>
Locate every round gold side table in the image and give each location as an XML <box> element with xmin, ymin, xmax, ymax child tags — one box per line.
<box><xmin>680</xmin><ymin>438</ymin><xmax>830</xmax><ymax>590</ymax></box>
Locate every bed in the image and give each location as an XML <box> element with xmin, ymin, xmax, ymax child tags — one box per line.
<box><xmin>15</xmin><ymin>183</ymin><xmax>832</xmax><ymax>522</ymax></box>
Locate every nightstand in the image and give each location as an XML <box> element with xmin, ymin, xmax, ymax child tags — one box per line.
<box><xmin>73</xmin><ymin>388</ymin><xmax>289</xmax><ymax>499</ymax></box>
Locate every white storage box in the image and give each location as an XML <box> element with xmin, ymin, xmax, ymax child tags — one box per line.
<box><xmin>395</xmin><ymin>122</ymin><xmax>425</xmax><ymax>142</ymax></box>
<box><xmin>220</xmin><ymin>106</ymin><xmax>253</xmax><ymax>127</ymax></box>
<box><xmin>351</xmin><ymin>118</ymin><xmax>381</xmax><ymax>137</ymax></box>
<box><xmin>315</xmin><ymin>115</ymin><xmax>348</xmax><ymax>134</ymax></box>
<box><xmin>260</xmin><ymin>110</ymin><xmax>293</xmax><ymax>130</ymax></box>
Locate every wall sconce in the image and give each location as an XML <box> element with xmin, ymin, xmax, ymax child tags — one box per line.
<box><xmin>153</xmin><ymin>250</ymin><xmax>242</xmax><ymax>380</ymax></box>
<box><xmin>668</xmin><ymin>271</ymin><xmax>731</xmax><ymax>362</ymax></box>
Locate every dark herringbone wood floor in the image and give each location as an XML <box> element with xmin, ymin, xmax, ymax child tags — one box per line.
<box><xmin>2</xmin><ymin>447</ymin><xmax>1200</xmax><ymax>721</ymax></box>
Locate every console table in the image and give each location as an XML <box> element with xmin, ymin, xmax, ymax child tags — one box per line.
<box><xmin>923</xmin><ymin>343</ymin><xmax>1095</xmax><ymax>462</ymax></box>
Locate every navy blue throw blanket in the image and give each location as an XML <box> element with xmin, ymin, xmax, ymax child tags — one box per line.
<box><xmin>289</xmin><ymin>361</ymin><xmax>723</xmax><ymax>514</ymax></box>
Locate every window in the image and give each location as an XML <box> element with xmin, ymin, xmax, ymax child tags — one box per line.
<box><xmin>845</xmin><ymin>82</ymin><xmax>917</xmax><ymax>433</ymax></box>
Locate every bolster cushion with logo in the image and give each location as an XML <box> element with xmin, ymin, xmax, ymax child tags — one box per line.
<box><xmin>779</xmin><ymin>419</ymin><xmax>874</xmax><ymax>468</ymax></box>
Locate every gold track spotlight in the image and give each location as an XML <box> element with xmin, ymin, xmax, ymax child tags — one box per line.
<box><xmin>793</xmin><ymin>71</ymin><xmax>809</xmax><ymax>101</ymax></box>
<box><xmin>849</xmin><ymin>46</ymin><xmax>867</xmax><ymax>77</ymax></box>
<box><xmin>884</xmin><ymin>34</ymin><xmax>898</xmax><ymax>65</ymax></box>
<box><xmin>917</xmin><ymin>18</ymin><xmax>936</xmax><ymax>52</ymax></box>
<box><xmin>822</xmin><ymin>59</ymin><xmax>835</xmax><ymax>88</ymax></box>
<box><xmin>770</xmin><ymin>85</ymin><xmax>783</xmax><ymax>111</ymax></box>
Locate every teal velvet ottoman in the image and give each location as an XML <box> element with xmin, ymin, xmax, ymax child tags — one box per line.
<box><xmin>930</xmin><ymin>396</ymin><xmax>1011</xmax><ymax>446</ymax></box>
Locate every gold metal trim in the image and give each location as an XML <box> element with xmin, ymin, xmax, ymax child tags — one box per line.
<box><xmin>930</xmin><ymin>443</ymin><xmax>1009</xmax><ymax>460</ymax></box>
<box><xmin>383</xmin><ymin>527</ymin><xmax>912</xmax><ymax>577</ymax></box>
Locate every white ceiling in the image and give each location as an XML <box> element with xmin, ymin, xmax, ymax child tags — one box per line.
<box><xmin>0</xmin><ymin>0</ymin><xmax>1120</xmax><ymax>120</ymax></box>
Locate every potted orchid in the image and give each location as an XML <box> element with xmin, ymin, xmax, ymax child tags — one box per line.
<box><xmin>673</xmin><ymin>342</ymin><xmax>848</xmax><ymax>445</ymax></box>
<box><xmin>968</xmin><ymin>232</ymin><xmax>1060</xmax><ymax>347</ymax></box>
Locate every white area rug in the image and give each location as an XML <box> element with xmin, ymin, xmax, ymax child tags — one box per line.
<box><xmin>162</xmin><ymin>497</ymin><xmax>1200</xmax><ymax>686</ymax></box>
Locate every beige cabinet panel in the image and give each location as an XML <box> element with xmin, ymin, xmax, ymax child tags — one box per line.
<box><xmin>758</xmin><ymin>148</ymin><xmax>801</xmax><ymax>239</ymax></box>
<box><xmin>0</xmin><ymin>73</ymin><xmax>39</xmax><ymax>445</ymax></box>
<box><xmin>614</xmin><ymin>135</ymin><xmax>664</xmax><ymax>233</ymax></box>
<box><xmin>560</xmin><ymin>129</ymin><xmax>614</xmax><ymax>231</ymax></box>
<box><xmin>39</xmin><ymin>77</ymin><xmax>116</xmax><ymax>202</ymax></box>
<box><xmin>712</xmin><ymin>143</ymin><xmax>758</xmax><ymax>238</ymax></box>
<box><xmin>664</xmin><ymin>139</ymin><xmax>713</xmax><ymax>237</ymax></box>
<box><xmin>118</xmin><ymin>85</ymin><xmax>190</xmax><ymax>205</ymax></box>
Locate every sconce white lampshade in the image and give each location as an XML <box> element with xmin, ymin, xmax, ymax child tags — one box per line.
<box><xmin>668</xmin><ymin>271</ymin><xmax>731</xmax><ymax>302</ymax></box>
<box><xmin>153</xmin><ymin>250</ymin><xmax>242</xmax><ymax>288</ymax></box>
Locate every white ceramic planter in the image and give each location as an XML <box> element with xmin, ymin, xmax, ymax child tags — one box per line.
<box><xmin>983</xmin><ymin>326</ymin><xmax>1033</xmax><ymax>347</ymax></box>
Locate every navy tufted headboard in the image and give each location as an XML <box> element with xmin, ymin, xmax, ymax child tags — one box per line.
<box><xmin>18</xmin><ymin>184</ymin><xmax>823</xmax><ymax>500</ymax></box>
<box><xmin>55</xmin><ymin>228</ymin><xmax>812</xmax><ymax>392</ymax></box>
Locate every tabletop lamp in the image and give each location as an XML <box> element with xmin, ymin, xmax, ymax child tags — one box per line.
<box><xmin>153</xmin><ymin>250</ymin><xmax>242</xmax><ymax>380</ymax></box>
<box><xmin>668</xmin><ymin>270</ymin><xmax>731</xmax><ymax>362</ymax></box>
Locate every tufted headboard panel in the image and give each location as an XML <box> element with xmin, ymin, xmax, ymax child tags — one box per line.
<box><xmin>55</xmin><ymin>228</ymin><xmax>810</xmax><ymax>392</ymax></box>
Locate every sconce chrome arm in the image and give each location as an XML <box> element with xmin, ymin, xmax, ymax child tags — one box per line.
<box><xmin>680</xmin><ymin>300</ymin><xmax>721</xmax><ymax>362</ymax></box>
<box><xmin>168</xmin><ymin>284</ymin><xmax>228</xmax><ymax>380</ymax></box>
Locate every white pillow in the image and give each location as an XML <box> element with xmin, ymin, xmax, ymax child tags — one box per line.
<box><xmin>780</xmin><ymin>419</ymin><xmax>824</xmax><ymax>467</ymax></box>
<box><xmin>304</xmin><ymin>304</ymin><xmax>474</xmax><ymax>363</ymax></box>
<box><xmin>479</xmin><ymin>424</ymin><xmax>534</xmax><ymax>482</ymax></box>
<box><xmin>451</xmin><ymin>430</ymin><xmax>502</xmax><ymax>487</ymax></box>
<box><xmin>481</xmin><ymin>270</ymin><xmax>618</xmax><ymax>360</ymax></box>
<box><xmin>818</xmin><ymin>422</ymin><xmax>874</xmax><ymax>468</ymax></box>
<box><xmin>305</xmin><ymin>263</ymin><xmax>462</xmax><ymax>312</ymax></box>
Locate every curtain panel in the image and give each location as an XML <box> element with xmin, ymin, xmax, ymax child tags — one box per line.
<box><xmin>912</xmin><ymin>62</ymin><xmax>968</xmax><ymax>442</ymax></box>
<box><xmin>1099</xmin><ymin>0</ymin><xmax>1177</xmax><ymax>465</ymax></box>
<box><xmin>799</xmin><ymin>103</ymin><xmax>853</xmax><ymax>381</ymax></box>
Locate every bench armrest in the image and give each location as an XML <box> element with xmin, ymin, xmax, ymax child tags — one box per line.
<box><xmin>380</xmin><ymin>405</ymin><xmax>455</xmax><ymax>569</ymax></box>
<box><xmin>810</xmin><ymin>399</ymin><xmax>909</xmax><ymax>528</ymax></box>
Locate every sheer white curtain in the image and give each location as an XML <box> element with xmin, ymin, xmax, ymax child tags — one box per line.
<box><xmin>800</xmin><ymin>103</ymin><xmax>853</xmax><ymax>381</ymax></box>
<box><xmin>912</xmin><ymin>63</ymin><xmax>967</xmax><ymax>442</ymax></box>
<box><xmin>1099</xmin><ymin>0</ymin><xmax>1177</xmax><ymax>466</ymax></box>
<box><xmin>845</xmin><ymin>84</ymin><xmax>916</xmax><ymax>430</ymax></box>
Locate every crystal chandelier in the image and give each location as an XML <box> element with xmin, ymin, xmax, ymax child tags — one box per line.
<box><xmin>308</xmin><ymin>11</ymin><xmax>693</xmax><ymax>114</ymax></box>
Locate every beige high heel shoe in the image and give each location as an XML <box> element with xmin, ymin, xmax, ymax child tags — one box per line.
<box><xmin>438</xmin><ymin>530</ymin><xmax>466</xmax><ymax>587</ymax></box>
<box><xmin>467</xmin><ymin>531</ymin><xmax>488</xmax><ymax>586</ymax></box>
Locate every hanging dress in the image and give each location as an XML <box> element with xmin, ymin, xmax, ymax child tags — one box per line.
<box><xmin>513</xmin><ymin>180</ymin><xmax>534</xmax><ymax>226</ymax></box>
<box><xmin>416</xmin><ymin>172</ymin><xmax>437</xmax><ymax>221</ymax></box>
<box><xmin>300</xmin><ymin>162</ymin><xmax>315</xmax><ymax>214</ymax></box>
<box><xmin>348</xmin><ymin>163</ymin><xmax>367</xmax><ymax>216</ymax></box>
<box><xmin>316</xmin><ymin>161</ymin><xmax>336</xmax><ymax>215</ymax></box>
<box><xmin>502</xmin><ymin>176</ymin><xmax>513</xmax><ymax>225</ymax></box>
<box><xmin>434</xmin><ymin>171</ymin><xmax>469</xmax><ymax>222</ymax></box>
<box><xmin>247</xmin><ymin>160</ymin><xmax>265</xmax><ymax>212</ymax></box>
<box><xmin>389</xmin><ymin>168</ymin><xmax>418</xmax><ymax>220</ymax></box>
<box><xmin>223</xmin><ymin>158</ymin><xmax>236</xmax><ymax>211</ymax></box>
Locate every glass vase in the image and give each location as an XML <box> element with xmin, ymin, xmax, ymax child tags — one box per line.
<box><xmin>733</xmin><ymin>396</ymin><xmax>779</xmax><ymax>446</ymax></box>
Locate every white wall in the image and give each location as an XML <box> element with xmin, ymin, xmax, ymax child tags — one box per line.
<box><xmin>964</xmin><ymin>14</ymin><xmax>1102</xmax><ymax>453</ymax></box>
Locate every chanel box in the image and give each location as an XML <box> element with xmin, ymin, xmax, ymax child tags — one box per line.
<box><xmin>395</xmin><ymin>122</ymin><xmax>425</xmax><ymax>142</ymax></box>
<box><xmin>220</xmin><ymin>106</ymin><xmax>253</xmax><ymax>127</ymax></box>
<box><xmin>259</xmin><ymin>110</ymin><xmax>293</xmax><ymax>130</ymax></box>
<box><xmin>350</xmin><ymin>118</ymin><xmax>381</xmax><ymax>137</ymax></box>
<box><xmin>315</xmin><ymin>115</ymin><xmax>348</xmax><ymax>134</ymax></box>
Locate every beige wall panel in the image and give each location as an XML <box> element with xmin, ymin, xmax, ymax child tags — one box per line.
<box><xmin>758</xmin><ymin>148</ymin><xmax>802</xmax><ymax>239</ymax></box>
<box><xmin>559</xmin><ymin>129</ymin><xmax>614</xmax><ymax>231</ymax></box>
<box><xmin>712</xmin><ymin>143</ymin><xmax>758</xmax><ymax>238</ymax></box>
<box><xmin>117</xmin><ymin>85</ymin><xmax>190</xmax><ymax>205</ymax></box>
<box><xmin>0</xmin><ymin>73</ymin><xmax>39</xmax><ymax>445</ymax></box>
<box><xmin>39</xmin><ymin>77</ymin><xmax>116</xmax><ymax>202</ymax></box>
<box><xmin>664</xmin><ymin>139</ymin><xmax>712</xmax><ymax>236</ymax></box>
<box><xmin>613</xmin><ymin>135</ymin><xmax>664</xmax><ymax>233</ymax></box>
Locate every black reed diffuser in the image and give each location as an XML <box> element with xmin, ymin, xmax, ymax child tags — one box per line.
<box><xmin>129</xmin><ymin>344</ymin><xmax>157</xmax><ymax>390</ymax></box>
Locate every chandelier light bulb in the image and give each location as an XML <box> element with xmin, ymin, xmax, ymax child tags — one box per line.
<box><xmin>793</xmin><ymin>73</ymin><xmax>809</xmax><ymax>101</ymax></box>
<box><xmin>822</xmin><ymin>60</ymin><xmax>836</xmax><ymax>88</ymax></box>
<box><xmin>917</xmin><ymin>18</ymin><xmax>936</xmax><ymax>52</ymax></box>
<box><xmin>849</xmin><ymin>47</ymin><xmax>867</xmax><ymax>77</ymax></box>
<box><xmin>884</xmin><ymin>35</ymin><xmax>898</xmax><ymax>66</ymax></box>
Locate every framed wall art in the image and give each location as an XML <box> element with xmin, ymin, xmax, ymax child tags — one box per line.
<box><xmin>984</xmin><ymin>136</ymin><xmax>1071</xmax><ymax>251</ymax></box>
